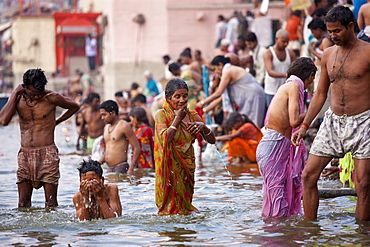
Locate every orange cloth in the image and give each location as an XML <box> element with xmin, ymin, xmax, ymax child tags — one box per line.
<box><xmin>227</xmin><ymin>123</ymin><xmax>262</xmax><ymax>162</ymax></box>
<box><xmin>285</xmin><ymin>15</ymin><xmax>300</xmax><ymax>41</ymax></box>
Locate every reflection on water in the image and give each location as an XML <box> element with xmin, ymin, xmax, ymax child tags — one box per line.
<box><xmin>0</xmin><ymin>120</ymin><xmax>369</xmax><ymax>246</ymax></box>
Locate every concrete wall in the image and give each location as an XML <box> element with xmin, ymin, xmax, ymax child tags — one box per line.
<box><xmin>11</xmin><ymin>16</ymin><xmax>56</xmax><ymax>85</ymax></box>
<box><xmin>80</xmin><ymin>0</ymin><xmax>103</xmax><ymax>13</ymax></box>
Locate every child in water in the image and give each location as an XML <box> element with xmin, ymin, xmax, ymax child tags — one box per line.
<box><xmin>129</xmin><ymin>107</ymin><xmax>155</xmax><ymax>168</ymax></box>
<box><xmin>216</xmin><ymin>112</ymin><xmax>262</xmax><ymax>164</ymax></box>
<box><xmin>73</xmin><ymin>159</ymin><xmax>122</xmax><ymax>220</ymax></box>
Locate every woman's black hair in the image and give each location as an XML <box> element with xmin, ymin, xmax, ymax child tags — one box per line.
<box><xmin>226</xmin><ymin>112</ymin><xmax>255</xmax><ymax>128</ymax></box>
<box><xmin>286</xmin><ymin>57</ymin><xmax>317</xmax><ymax>82</ymax></box>
<box><xmin>23</xmin><ymin>68</ymin><xmax>48</xmax><ymax>92</ymax></box>
<box><xmin>211</xmin><ymin>56</ymin><xmax>231</xmax><ymax>66</ymax></box>
<box><xmin>165</xmin><ymin>78</ymin><xmax>188</xmax><ymax>99</ymax></box>
<box><xmin>308</xmin><ymin>18</ymin><xmax>327</xmax><ymax>31</ymax></box>
<box><xmin>129</xmin><ymin>107</ymin><xmax>149</xmax><ymax>125</ymax></box>
<box><xmin>78</xmin><ymin>159</ymin><xmax>103</xmax><ymax>178</ymax></box>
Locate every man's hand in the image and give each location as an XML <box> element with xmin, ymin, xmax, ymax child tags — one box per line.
<box><xmin>14</xmin><ymin>84</ymin><xmax>26</xmax><ymax>96</ymax></box>
<box><xmin>291</xmin><ymin>127</ymin><xmax>307</xmax><ymax>146</ymax></box>
<box><xmin>79</xmin><ymin>179</ymin><xmax>90</xmax><ymax>197</ymax></box>
<box><xmin>88</xmin><ymin>178</ymin><xmax>105</xmax><ymax>198</ymax></box>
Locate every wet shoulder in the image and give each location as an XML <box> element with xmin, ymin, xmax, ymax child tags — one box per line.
<box><xmin>44</xmin><ymin>90</ymin><xmax>61</xmax><ymax>104</ymax></box>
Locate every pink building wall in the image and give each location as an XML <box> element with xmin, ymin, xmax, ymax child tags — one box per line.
<box><xmin>102</xmin><ymin>0</ymin><xmax>286</xmax><ymax>100</ymax></box>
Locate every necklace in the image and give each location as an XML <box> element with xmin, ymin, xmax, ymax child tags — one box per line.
<box><xmin>108</xmin><ymin>122</ymin><xmax>118</xmax><ymax>134</ymax></box>
<box><xmin>330</xmin><ymin>39</ymin><xmax>357</xmax><ymax>83</ymax></box>
<box><xmin>23</xmin><ymin>92</ymin><xmax>44</xmax><ymax>107</ymax></box>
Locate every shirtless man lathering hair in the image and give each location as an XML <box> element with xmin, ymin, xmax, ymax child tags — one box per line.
<box><xmin>0</xmin><ymin>68</ymin><xmax>79</xmax><ymax>207</ymax></box>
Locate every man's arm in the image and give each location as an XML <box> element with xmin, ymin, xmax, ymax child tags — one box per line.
<box><xmin>99</xmin><ymin>135</ymin><xmax>106</xmax><ymax>164</ymax></box>
<box><xmin>264</xmin><ymin>49</ymin><xmax>287</xmax><ymax>78</ymax></box>
<box><xmin>95</xmin><ymin>193</ymin><xmax>120</xmax><ymax>219</ymax></box>
<box><xmin>101</xmin><ymin>184</ymin><xmax>122</xmax><ymax>217</ymax></box>
<box><xmin>0</xmin><ymin>84</ymin><xmax>24</xmax><ymax>126</ymax></box>
<box><xmin>73</xmin><ymin>192</ymin><xmax>90</xmax><ymax>221</ymax></box>
<box><xmin>288</xmin><ymin>48</ymin><xmax>297</xmax><ymax>62</ymax></box>
<box><xmin>358</xmin><ymin>5</ymin><xmax>365</xmax><ymax>30</ymax></box>
<box><xmin>196</xmin><ymin>68</ymin><xmax>232</xmax><ymax>108</ymax></box>
<box><xmin>49</xmin><ymin>93</ymin><xmax>80</xmax><ymax>125</ymax></box>
<box><xmin>123</xmin><ymin>122</ymin><xmax>141</xmax><ymax>174</ymax></box>
<box><xmin>76</xmin><ymin>113</ymin><xmax>87</xmax><ymax>150</ymax></box>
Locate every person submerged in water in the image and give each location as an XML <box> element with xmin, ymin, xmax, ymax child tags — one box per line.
<box><xmin>73</xmin><ymin>159</ymin><xmax>122</xmax><ymax>220</ymax></box>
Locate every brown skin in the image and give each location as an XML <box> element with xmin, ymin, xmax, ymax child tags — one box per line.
<box><xmin>309</xmin><ymin>28</ymin><xmax>334</xmax><ymax>64</ymax></box>
<box><xmin>239</xmin><ymin>54</ymin><xmax>254</xmax><ymax>72</ymax></box>
<box><xmin>196</xmin><ymin>63</ymin><xmax>247</xmax><ymax>111</ymax></box>
<box><xmin>77</xmin><ymin>97</ymin><xmax>105</xmax><ymax>151</ymax></box>
<box><xmin>215</xmin><ymin>120</ymin><xmax>244</xmax><ymax>141</ymax></box>
<box><xmin>165</xmin><ymin>88</ymin><xmax>215</xmax><ymax>144</ymax></box>
<box><xmin>0</xmin><ymin>84</ymin><xmax>79</xmax><ymax>207</ymax></box>
<box><xmin>267</xmin><ymin>73</ymin><xmax>315</xmax><ymax>139</ymax></box>
<box><xmin>358</xmin><ymin>3</ymin><xmax>370</xmax><ymax>30</ymax></box>
<box><xmin>73</xmin><ymin>171</ymin><xmax>122</xmax><ymax>221</ymax></box>
<box><xmin>264</xmin><ymin>35</ymin><xmax>296</xmax><ymax>79</ymax></box>
<box><xmin>291</xmin><ymin>21</ymin><xmax>370</xmax><ymax>221</ymax></box>
<box><xmin>99</xmin><ymin>109</ymin><xmax>141</xmax><ymax>174</ymax></box>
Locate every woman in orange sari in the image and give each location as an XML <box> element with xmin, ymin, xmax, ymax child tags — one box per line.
<box><xmin>216</xmin><ymin>112</ymin><xmax>262</xmax><ymax>164</ymax></box>
<box><xmin>154</xmin><ymin>79</ymin><xmax>216</xmax><ymax>215</ymax></box>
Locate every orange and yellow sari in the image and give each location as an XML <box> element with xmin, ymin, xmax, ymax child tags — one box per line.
<box><xmin>154</xmin><ymin>100</ymin><xmax>199</xmax><ymax>215</ymax></box>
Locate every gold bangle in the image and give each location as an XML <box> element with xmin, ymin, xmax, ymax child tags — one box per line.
<box><xmin>203</xmin><ymin>107</ymin><xmax>207</xmax><ymax>113</ymax></box>
<box><xmin>200</xmin><ymin>100</ymin><xmax>205</xmax><ymax>106</ymax></box>
<box><xmin>169</xmin><ymin>125</ymin><xmax>177</xmax><ymax>130</ymax></box>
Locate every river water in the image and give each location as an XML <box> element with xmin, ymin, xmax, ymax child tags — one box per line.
<box><xmin>0</xmin><ymin>120</ymin><xmax>369</xmax><ymax>246</ymax></box>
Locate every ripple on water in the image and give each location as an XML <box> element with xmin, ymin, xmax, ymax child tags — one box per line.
<box><xmin>0</xmin><ymin>121</ymin><xmax>369</xmax><ymax>246</ymax></box>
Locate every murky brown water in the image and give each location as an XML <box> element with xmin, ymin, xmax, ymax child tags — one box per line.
<box><xmin>0</xmin><ymin>120</ymin><xmax>369</xmax><ymax>246</ymax></box>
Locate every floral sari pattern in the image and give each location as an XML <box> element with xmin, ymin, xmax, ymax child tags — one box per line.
<box><xmin>154</xmin><ymin>100</ymin><xmax>199</xmax><ymax>215</ymax></box>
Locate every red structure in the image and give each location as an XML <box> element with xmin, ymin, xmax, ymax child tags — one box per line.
<box><xmin>54</xmin><ymin>12</ymin><xmax>101</xmax><ymax>76</ymax></box>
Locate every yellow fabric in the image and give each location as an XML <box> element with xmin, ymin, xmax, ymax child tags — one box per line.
<box><xmin>154</xmin><ymin>99</ymin><xmax>199</xmax><ymax>215</ymax></box>
<box><xmin>339</xmin><ymin>152</ymin><xmax>355</xmax><ymax>188</ymax></box>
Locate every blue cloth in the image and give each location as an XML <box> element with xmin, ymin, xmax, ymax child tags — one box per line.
<box><xmin>146</xmin><ymin>78</ymin><xmax>159</xmax><ymax>96</ymax></box>
<box><xmin>354</xmin><ymin>0</ymin><xmax>367</xmax><ymax>19</ymax></box>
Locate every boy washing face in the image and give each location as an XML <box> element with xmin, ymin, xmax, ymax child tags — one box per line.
<box><xmin>73</xmin><ymin>159</ymin><xmax>122</xmax><ymax>220</ymax></box>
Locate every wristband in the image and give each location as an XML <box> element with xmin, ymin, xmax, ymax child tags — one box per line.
<box><xmin>301</xmin><ymin>122</ymin><xmax>310</xmax><ymax>129</ymax></box>
<box><xmin>169</xmin><ymin>125</ymin><xmax>177</xmax><ymax>130</ymax></box>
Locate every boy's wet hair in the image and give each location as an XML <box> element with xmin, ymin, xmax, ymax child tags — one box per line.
<box><xmin>23</xmin><ymin>68</ymin><xmax>47</xmax><ymax>92</ymax></box>
<box><xmin>78</xmin><ymin>159</ymin><xmax>103</xmax><ymax>178</ymax></box>
<box><xmin>99</xmin><ymin>100</ymin><xmax>119</xmax><ymax>114</ymax></box>
<box><xmin>165</xmin><ymin>78</ymin><xmax>188</xmax><ymax>99</ymax></box>
<box><xmin>129</xmin><ymin>107</ymin><xmax>149</xmax><ymax>125</ymax></box>
<box><xmin>287</xmin><ymin>57</ymin><xmax>317</xmax><ymax>82</ymax></box>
